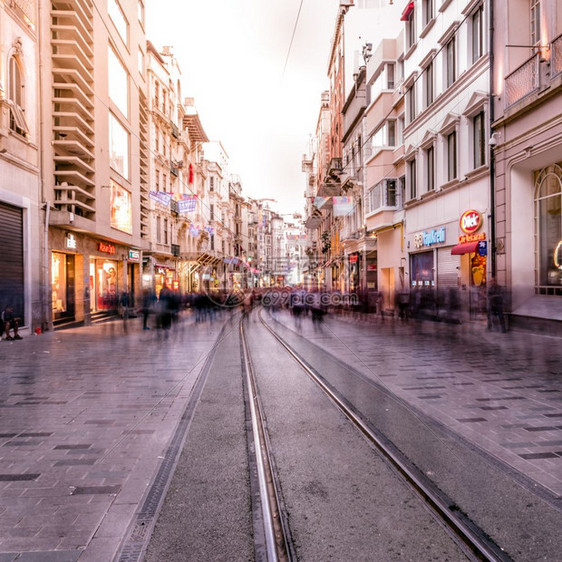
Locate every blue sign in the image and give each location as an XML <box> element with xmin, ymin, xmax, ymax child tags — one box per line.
<box><xmin>478</xmin><ymin>241</ymin><xmax>487</xmax><ymax>256</ymax></box>
<box><xmin>422</xmin><ymin>227</ymin><xmax>446</xmax><ymax>246</ymax></box>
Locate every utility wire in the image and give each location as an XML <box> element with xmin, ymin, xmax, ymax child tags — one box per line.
<box><xmin>281</xmin><ymin>0</ymin><xmax>305</xmax><ymax>84</ymax></box>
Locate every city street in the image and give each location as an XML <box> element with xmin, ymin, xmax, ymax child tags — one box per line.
<box><xmin>0</xmin><ymin>308</ymin><xmax>561</xmax><ymax>561</ymax></box>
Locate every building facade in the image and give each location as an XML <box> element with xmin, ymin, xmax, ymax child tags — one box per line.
<box><xmin>492</xmin><ymin>0</ymin><xmax>562</xmax><ymax>333</ymax></box>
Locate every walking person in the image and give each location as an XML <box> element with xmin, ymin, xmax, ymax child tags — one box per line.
<box><xmin>142</xmin><ymin>289</ymin><xmax>157</xmax><ymax>330</ymax></box>
<box><xmin>487</xmin><ymin>278</ymin><xmax>507</xmax><ymax>333</ymax></box>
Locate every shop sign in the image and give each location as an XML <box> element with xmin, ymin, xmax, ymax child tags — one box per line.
<box><xmin>65</xmin><ymin>233</ymin><xmax>77</xmax><ymax>250</ymax></box>
<box><xmin>460</xmin><ymin>209</ymin><xmax>482</xmax><ymax>234</ymax></box>
<box><xmin>459</xmin><ymin>232</ymin><xmax>486</xmax><ymax>244</ymax></box>
<box><xmin>477</xmin><ymin>241</ymin><xmax>487</xmax><ymax>256</ymax></box>
<box><xmin>128</xmin><ymin>249</ymin><xmax>140</xmax><ymax>262</ymax></box>
<box><xmin>349</xmin><ymin>254</ymin><xmax>358</xmax><ymax>263</ymax></box>
<box><xmin>414</xmin><ymin>227</ymin><xmax>446</xmax><ymax>248</ymax></box>
<box><xmin>98</xmin><ymin>241</ymin><xmax>116</xmax><ymax>255</ymax></box>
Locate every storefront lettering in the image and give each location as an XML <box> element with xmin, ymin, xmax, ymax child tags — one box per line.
<box><xmin>128</xmin><ymin>249</ymin><xmax>140</xmax><ymax>262</ymax></box>
<box><xmin>415</xmin><ymin>227</ymin><xmax>445</xmax><ymax>248</ymax></box>
<box><xmin>459</xmin><ymin>232</ymin><xmax>486</xmax><ymax>244</ymax></box>
<box><xmin>460</xmin><ymin>210</ymin><xmax>482</xmax><ymax>234</ymax></box>
<box><xmin>98</xmin><ymin>242</ymin><xmax>116</xmax><ymax>255</ymax></box>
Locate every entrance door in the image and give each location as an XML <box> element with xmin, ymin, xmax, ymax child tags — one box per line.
<box><xmin>52</xmin><ymin>252</ymin><xmax>75</xmax><ymax>321</ymax></box>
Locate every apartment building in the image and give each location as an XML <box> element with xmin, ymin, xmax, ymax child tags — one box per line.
<box><xmin>0</xmin><ymin>0</ymin><xmax>41</xmax><ymax>332</ymax></box>
<box><xmin>492</xmin><ymin>0</ymin><xmax>562</xmax><ymax>333</ymax></box>
<box><xmin>41</xmin><ymin>0</ymin><xmax>148</xmax><ymax>327</ymax></box>
<box><xmin>401</xmin><ymin>0</ymin><xmax>491</xmax><ymax>318</ymax></box>
<box><xmin>364</xmin><ymin>35</ymin><xmax>406</xmax><ymax>310</ymax></box>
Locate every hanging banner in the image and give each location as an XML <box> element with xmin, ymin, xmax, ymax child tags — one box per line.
<box><xmin>314</xmin><ymin>196</ymin><xmax>330</xmax><ymax>209</ymax></box>
<box><xmin>149</xmin><ymin>191</ymin><xmax>173</xmax><ymax>207</ymax></box>
<box><xmin>332</xmin><ymin>196</ymin><xmax>354</xmax><ymax>216</ymax></box>
<box><xmin>178</xmin><ymin>195</ymin><xmax>197</xmax><ymax>214</ymax></box>
<box><xmin>204</xmin><ymin>226</ymin><xmax>214</xmax><ymax>236</ymax></box>
<box><xmin>189</xmin><ymin>225</ymin><xmax>200</xmax><ymax>237</ymax></box>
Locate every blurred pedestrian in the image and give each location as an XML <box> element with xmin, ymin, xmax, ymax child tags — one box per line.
<box><xmin>142</xmin><ymin>289</ymin><xmax>157</xmax><ymax>330</ymax></box>
<box><xmin>2</xmin><ymin>304</ymin><xmax>22</xmax><ymax>340</ymax></box>
<box><xmin>487</xmin><ymin>278</ymin><xmax>507</xmax><ymax>333</ymax></box>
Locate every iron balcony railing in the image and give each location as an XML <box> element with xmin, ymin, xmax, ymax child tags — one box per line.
<box><xmin>505</xmin><ymin>53</ymin><xmax>540</xmax><ymax>108</ymax></box>
<box><xmin>551</xmin><ymin>33</ymin><xmax>562</xmax><ymax>78</ymax></box>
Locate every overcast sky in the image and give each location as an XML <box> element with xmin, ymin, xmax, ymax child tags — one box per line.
<box><xmin>146</xmin><ymin>0</ymin><xmax>341</xmax><ymax>216</ymax></box>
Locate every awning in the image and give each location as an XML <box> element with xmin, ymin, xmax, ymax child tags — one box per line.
<box><xmin>451</xmin><ymin>241</ymin><xmax>479</xmax><ymax>255</ymax></box>
<box><xmin>401</xmin><ymin>1</ymin><xmax>414</xmax><ymax>21</ymax></box>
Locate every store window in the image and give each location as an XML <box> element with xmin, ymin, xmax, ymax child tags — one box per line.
<box><xmin>52</xmin><ymin>252</ymin><xmax>68</xmax><ymax>315</ymax></box>
<box><xmin>410</xmin><ymin>251</ymin><xmax>434</xmax><ymax>288</ymax></box>
<box><xmin>535</xmin><ymin>164</ymin><xmax>562</xmax><ymax>293</ymax></box>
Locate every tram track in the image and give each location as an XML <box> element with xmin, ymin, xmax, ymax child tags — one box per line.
<box><xmin>241</xmin><ymin>309</ymin><xmax>511</xmax><ymax>562</ymax></box>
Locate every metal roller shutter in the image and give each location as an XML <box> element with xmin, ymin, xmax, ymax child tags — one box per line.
<box><xmin>437</xmin><ymin>247</ymin><xmax>459</xmax><ymax>289</ymax></box>
<box><xmin>0</xmin><ymin>201</ymin><xmax>24</xmax><ymax>321</ymax></box>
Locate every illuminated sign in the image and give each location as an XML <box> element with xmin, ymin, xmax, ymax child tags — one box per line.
<box><xmin>414</xmin><ymin>227</ymin><xmax>446</xmax><ymax>248</ymax></box>
<box><xmin>128</xmin><ymin>249</ymin><xmax>140</xmax><ymax>262</ymax></box>
<box><xmin>460</xmin><ymin>210</ymin><xmax>482</xmax><ymax>234</ymax></box>
<box><xmin>459</xmin><ymin>232</ymin><xmax>486</xmax><ymax>244</ymax></box>
<box><xmin>98</xmin><ymin>242</ymin><xmax>116</xmax><ymax>255</ymax></box>
<box><xmin>65</xmin><ymin>233</ymin><xmax>77</xmax><ymax>250</ymax></box>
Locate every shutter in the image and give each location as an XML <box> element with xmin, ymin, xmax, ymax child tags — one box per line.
<box><xmin>0</xmin><ymin>202</ymin><xmax>24</xmax><ymax>321</ymax></box>
<box><xmin>437</xmin><ymin>247</ymin><xmax>459</xmax><ymax>289</ymax></box>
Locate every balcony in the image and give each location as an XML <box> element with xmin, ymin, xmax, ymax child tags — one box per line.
<box><xmin>505</xmin><ymin>53</ymin><xmax>540</xmax><ymax>108</ymax></box>
<box><xmin>552</xmin><ymin>33</ymin><xmax>562</xmax><ymax>78</ymax></box>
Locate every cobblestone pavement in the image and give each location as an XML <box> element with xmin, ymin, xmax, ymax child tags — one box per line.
<box><xmin>0</xmin><ymin>312</ymin><xmax>226</xmax><ymax>561</ymax></box>
<box><xmin>270</xmin><ymin>309</ymin><xmax>562</xmax><ymax>499</ymax></box>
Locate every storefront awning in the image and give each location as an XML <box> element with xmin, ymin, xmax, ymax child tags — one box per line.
<box><xmin>451</xmin><ymin>241</ymin><xmax>479</xmax><ymax>255</ymax></box>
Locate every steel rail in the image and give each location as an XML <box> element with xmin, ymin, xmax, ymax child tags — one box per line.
<box><xmin>240</xmin><ymin>315</ymin><xmax>292</xmax><ymax>562</ymax></box>
<box><xmin>258</xmin><ymin>310</ymin><xmax>511</xmax><ymax>562</ymax></box>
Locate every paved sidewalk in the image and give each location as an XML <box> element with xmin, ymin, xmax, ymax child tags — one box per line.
<box><xmin>271</xmin><ymin>309</ymin><xmax>562</xmax><ymax>499</ymax></box>
<box><xmin>0</xmin><ymin>313</ymin><xmax>227</xmax><ymax>561</ymax></box>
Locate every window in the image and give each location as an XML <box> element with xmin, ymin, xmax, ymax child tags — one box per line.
<box><xmin>424</xmin><ymin>61</ymin><xmax>434</xmax><ymax>107</ymax></box>
<box><xmin>406</xmin><ymin>9</ymin><xmax>416</xmax><ymax>49</ymax></box>
<box><xmin>164</xmin><ymin>218</ymin><xmax>168</xmax><ymax>245</ymax></box>
<box><xmin>108</xmin><ymin>47</ymin><xmax>128</xmax><ymax>117</ymax></box>
<box><xmin>426</xmin><ymin>146</ymin><xmax>435</xmax><ymax>191</ymax></box>
<box><xmin>530</xmin><ymin>0</ymin><xmax>541</xmax><ymax>46</ymax></box>
<box><xmin>408</xmin><ymin>159</ymin><xmax>417</xmax><ymax>199</ymax></box>
<box><xmin>423</xmin><ymin>0</ymin><xmax>434</xmax><ymax>26</ymax></box>
<box><xmin>8</xmin><ymin>56</ymin><xmax>28</xmax><ymax>136</ymax></box>
<box><xmin>210</xmin><ymin>204</ymin><xmax>215</xmax><ymax>221</ymax></box>
<box><xmin>109</xmin><ymin>113</ymin><xmax>129</xmax><ymax>180</ymax></box>
<box><xmin>473</xmin><ymin>111</ymin><xmax>486</xmax><ymax>168</ymax></box>
<box><xmin>471</xmin><ymin>4</ymin><xmax>484</xmax><ymax>63</ymax></box>
<box><xmin>108</xmin><ymin>0</ymin><xmax>128</xmax><ymax>45</ymax></box>
<box><xmin>445</xmin><ymin>38</ymin><xmax>456</xmax><ymax>87</ymax></box>
<box><xmin>535</xmin><ymin>164</ymin><xmax>562</xmax><ymax>291</ymax></box>
<box><xmin>407</xmin><ymin>84</ymin><xmax>416</xmax><ymax>124</ymax></box>
<box><xmin>372</xmin><ymin>121</ymin><xmax>396</xmax><ymax>150</ymax></box>
<box><xmin>138</xmin><ymin>48</ymin><xmax>144</xmax><ymax>75</ymax></box>
<box><xmin>387</xmin><ymin>64</ymin><xmax>395</xmax><ymax>89</ymax></box>
<box><xmin>370</xmin><ymin>63</ymin><xmax>395</xmax><ymax>100</ymax></box>
<box><xmin>138</xmin><ymin>0</ymin><xmax>145</xmax><ymax>27</ymax></box>
<box><xmin>210</xmin><ymin>177</ymin><xmax>215</xmax><ymax>191</ymax></box>
<box><xmin>447</xmin><ymin>131</ymin><xmax>457</xmax><ymax>181</ymax></box>
<box><xmin>367</xmin><ymin>179</ymin><xmax>398</xmax><ymax>213</ymax></box>
<box><xmin>398</xmin><ymin>115</ymin><xmax>405</xmax><ymax>144</ymax></box>
<box><xmin>110</xmin><ymin>180</ymin><xmax>132</xmax><ymax>234</ymax></box>
<box><xmin>156</xmin><ymin>216</ymin><xmax>161</xmax><ymax>243</ymax></box>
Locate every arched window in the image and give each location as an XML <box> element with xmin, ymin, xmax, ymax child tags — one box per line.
<box><xmin>8</xmin><ymin>56</ymin><xmax>28</xmax><ymax>136</ymax></box>
<box><xmin>535</xmin><ymin>164</ymin><xmax>562</xmax><ymax>293</ymax></box>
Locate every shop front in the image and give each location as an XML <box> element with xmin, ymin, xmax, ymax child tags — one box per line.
<box><xmin>90</xmin><ymin>257</ymin><xmax>119</xmax><ymax>311</ymax></box>
<box><xmin>52</xmin><ymin>251</ymin><xmax>75</xmax><ymax>321</ymax></box>
<box><xmin>155</xmin><ymin>264</ymin><xmax>177</xmax><ymax>297</ymax></box>
<box><xmin>450</xmin><ymin>209</ymin><xmax>488</xmax><ymax>318</ymax></box>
